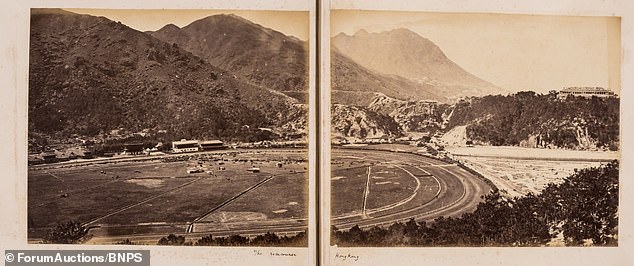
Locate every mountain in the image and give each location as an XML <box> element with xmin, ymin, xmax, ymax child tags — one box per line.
<box><xmin>331</xmin><ymin>50</ymin><xmax>448</xmax><ymax>106</ymax></box>
<box><xmin>150</xmin><ymin>14</ymin><xmax>308</xmax><ymax>101</ymax></box>
<box><xmin>332</xmin><ymin>29</ymin><xmax>503</xmax><ymax>100</ymax></box>
<box><xmin>29</xmin><ymin>9</ymin><xmax>304</xmax><ymax>141</ymax></box>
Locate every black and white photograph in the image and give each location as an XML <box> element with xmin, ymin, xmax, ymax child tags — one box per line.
<box><xmin>27</xmin><ymin>8</ymin><xmax>310</xmax><ymax>247</ymax></box>
<box><xmin>329</xmin><ymin>10</ymin><xmax>620</xmax><ymax>247</ymax></box>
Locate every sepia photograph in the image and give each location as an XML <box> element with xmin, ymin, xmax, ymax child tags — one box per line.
<box><xmin>27</xmin><ymin>8</ymin><xmax>310</xmax><ymax>247</ymax></box>
<box><xmin>2</xmin><ymin>0</ymin><xmax>634</xmax><ymax>265</ymax></box>
<box><xmin>329</xmin><ymin>10</ymin><xmax>620</xmax><ymax>247</ymax></box>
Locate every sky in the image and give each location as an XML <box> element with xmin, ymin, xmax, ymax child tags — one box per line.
<box><xmin>332</xmin><ymin>10</ymin><xmax>621</xmax><ymax>94</ymax></box>
<box><xmin>66</xmin><ymin>9</ymin><xmax>309</xmax><ymax>41</ymax></box>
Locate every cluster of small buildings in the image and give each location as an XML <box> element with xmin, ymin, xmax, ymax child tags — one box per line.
<box><xmin>28</xmin><ymin>147</ymin><xmax>93</xmax><ymax>165</ymax></box>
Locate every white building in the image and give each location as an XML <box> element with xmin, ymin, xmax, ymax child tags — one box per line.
<box><xmin>172</xmin><ymin>139</ymin><xmax>199</xmax><ymax>153</ymax></box>
<box><xmin>557</xmin><ymin>87</ymin><xmax>616</xmax><ymax>99</ymax></box>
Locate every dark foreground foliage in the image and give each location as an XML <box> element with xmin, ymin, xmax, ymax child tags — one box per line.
<box><xmin>43</xmin><ymin>220</ymin><xmax>89</xmax><ymax>244</ymax></box>
<box><xmin>333</xmin><ymin>161</ymin><xmax>619</xmax><ymax>246</ymax></box>
<box><xmin>157</xmin><ymin>230</ymin><xmax>307</xmax><ymax>247</ymax></box>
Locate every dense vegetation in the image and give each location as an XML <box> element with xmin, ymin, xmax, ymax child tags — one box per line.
<box><xmin>42</xmin><ymin>220</ymin><xmax>89</xmax><ymax>244</ymax></box>
<box><xmin>156</xmin><ymin>231</ymin><xmax>307</xmax><ymax>247</ymax></box>
<box><xmin>447</xmin><ymin>92</ymin><xmax>619</xmax><ymax>150</ymax></box>
<box><xmin>150</xmin><ymin>15</ymin><xmax>308</xmax><ymax>99</ymax></box>
<box><xmin>29</xmin><ymin>9</ymin><xmax>304</xmax><ymax>143</ymax></box>
<box><xmin>332</xmin><ymin>161</ymin><xmax>618</xmax><ymax>246</ymax></box>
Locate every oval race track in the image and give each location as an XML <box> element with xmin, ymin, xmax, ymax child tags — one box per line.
<box><xmin>331</xmin><ymin>148</ymin><xmax>494</xmax><ymax>230</ymax></box>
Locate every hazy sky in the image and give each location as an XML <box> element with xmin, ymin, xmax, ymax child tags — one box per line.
<box><xmin>66</xmin><ymin>9</ymin><xmax>309</xmax><ymax>41</ymax></box>
<box><xmin>332</xmin><ymin>10</ymin><xmax>621</xmax><ymax>94</ymax></box>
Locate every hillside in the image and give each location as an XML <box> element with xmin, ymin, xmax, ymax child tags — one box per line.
<box><xmin>332</xmin><ymin>29</ymin><xmax>503</xmax><ymax>100</ymax></box>
<box><xmin>331</xmin><ymin>104</ymin><xmax>402</xmax><ymax>141</ymax></box>
<box><xmin>150</xmin><ymin>14</ymin><xmax>308</xmax><ymax>101</ymax></box>
<box><xmin>446</xmin><ymin>92</ymin><xmax>619</xmax><ymax>150</ymax></box>
<box><xmin>331</xmin><ymin>50</ymin><xmax>448</xmax><ymax>105</ymax></box>
<box><xmin>367</xmin><ymin>95</ymin><xmax>447</xmax><ymax>132</ymax></box>
<box><xmin>29</xmin><ymin>9</ymin><xmax>305</xmax><ymax>142</ymax></box>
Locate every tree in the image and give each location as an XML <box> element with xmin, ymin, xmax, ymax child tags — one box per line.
<box><xmin>250</xmin><ymin>232</ymin><xmax>281</xmax><ymax>246</ymax></box>
<box><xmin>331</xmin><ymin>162</ymin><xmax>618</xmax><ymax>247</ymax></box>
<box><xmin>43</xmin><ymin>220</ymin><xmax>89</xmax><ymax>244</ymax></box>
<box><xmin>542</xmin><ymin>161</ymin><xmax>619</xmax><ymax>246</ymax></box>
<box><xmin>195</xmin><ymin>234</ymin><xmax>214</xmax><ymax>246</ymax></box>
<box><xmin>157</xmin><ymin>234</ymin><xmax>186</xmax><ymax>246</ymax></box>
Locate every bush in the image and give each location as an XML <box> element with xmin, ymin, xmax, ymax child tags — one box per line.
<box><xmin>43</xmin><ymin>220</ymin><xmax>89</xmax><ymax>244</ymax></box>
<box><xmin>332</xmin><ymin>161</ymin><xmax>619</xmax><ymax>247</ymax></box>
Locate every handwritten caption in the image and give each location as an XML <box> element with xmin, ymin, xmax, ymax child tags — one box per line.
<box><xmin>334</xmin><ymin>252</ymin><xmax>360</xmax><ymax>262</ymax></box>
<box><xmin>252</xmin><ymin>250</ymin><xmax>297</xmax><ymax>258</ymax></box>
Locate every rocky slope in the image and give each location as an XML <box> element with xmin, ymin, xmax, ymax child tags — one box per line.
<box><xmin>331</xmin><ymin>104</ymin><xmax>402</xmax><ymax>141</ymax></box>
<box><xmin>366</xmin><ymin>94</ymin><xmax>446</xmax><ymax>132</ymax></box>
<box><xmin>150</xmin><ymin>14</ymin><xmax>308</xmax><ymax>101</ymax></box>
<box><xmin>332</xmin><ymin>29</ymin><xmax>503</xmax><ymax>101</ymax></box>
<box><xmin>29</xmin><ymin>9</ymin><xmax>305</xmax><ymax>141</ymax></box>
<box><xmin>331</xmin><ymin>50</ymin><xmax>448</xmax><ymax>105</ymax></box>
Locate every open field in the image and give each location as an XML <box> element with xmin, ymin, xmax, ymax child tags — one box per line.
<box><xmin>28</xmin><ymin>149</ymin><xmax>308</xmax><ymax>243</ymax></box>
<box><xmin>28</xmin><ymin>161</ymin><xmax>197</xmax><ymax>228</ymax></box>
<box><xmin>220</xmin><ymin>168</ymin><xmax>308</xmax><ymax>220</ymax></box>
<box><xmin>448</xmin><ymin>146</ymin><xmax>617</xmax><ymax>198</ymax></box>
<box><xmin>365</xmin><ymin>165</ymin><xmax>418</xmax><ymax>210</ymax></box>
<box><xmin>331</xmin><ymin>166</ymin><xmax>369</xmax><ymax>216</ymax></box>
<box><xmin>331</xmin><ymin>147</ymin><xmax>492</xmax><ymax>230</ymax></box>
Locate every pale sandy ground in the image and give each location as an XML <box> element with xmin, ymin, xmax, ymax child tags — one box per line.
<box><xmin>446</xmin><ymin>146</ymin><xmax>619</xmax><ymax>198</ymax></box>
<box><xmin>447</xmin><ymin>146</ymin><xmax>619</xmax><ymax>161</ymax></box>
<box><xmin>440</xmin><ymin>125</ymin><xmax>468</xmax><ymax>146</ymax></box>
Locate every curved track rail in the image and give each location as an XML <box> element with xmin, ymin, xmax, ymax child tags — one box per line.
<box><xmin>331</xmin><ymin>148</ymin><xmax>493</xmax><ymax>230</ymax></box>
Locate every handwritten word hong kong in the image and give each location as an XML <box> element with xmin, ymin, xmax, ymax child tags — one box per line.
<box><xmin>335</xmin><ymin>252</ymin><xmax>360</xmax><ymax>262</ymax></box>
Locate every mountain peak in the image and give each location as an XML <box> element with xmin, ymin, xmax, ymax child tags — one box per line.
<box><xmin>162</xmin><ymin>23</ymin><xmax>180</xmax><ymax>29</ymax></box>
<box><xmin>149</xmin><ymin>12</ymin><xmax>308</xmax><ymax>100</ymax></box>
<box><xmin>378</xmin><ymin>28</ymin><xmax>434</xmax><ymax>44</ymax></box>
<box><xmin>354</xmin><ymin>29</ymin><xmax>369</xmax><ymax>36</ymax></box>
<box><xmin>157</xmin><ymin>23</ymin><xmax>180</xmax><ymax>32</ymax></box>
<box><xmin>386</xmin><ymin>28</ymin><xmax>417</xmax><ymax>35</ymax></box>
<box><xmin>200</xmin><ymin>13</ymin><xmax>254</xmax><ymax>25</ymax></box>
<box><xmin>31</xmin><ymin>8</ymin><xmax>76</xmax><ymax>16</ymax></box>
<box><xmin>331</xmin><ymin>27</ymin><xmax>501</xmax><ymax>100</ymax></box>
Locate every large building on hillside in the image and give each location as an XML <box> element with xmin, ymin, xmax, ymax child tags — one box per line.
<box><xmin>557</xmin><ymin>87</ymin><xmax>616</xmax><ymax>99</ymax></box>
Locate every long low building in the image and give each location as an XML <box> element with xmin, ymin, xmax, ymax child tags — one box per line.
<box><xmin>172</xmin><ymin>139</ymin><xmax>225</xmax><ymax>153</ymax></box>
<box><xmin>172</xmin><ymin>139</ymin><xmax>200</xmax><ymax>153</ymax></box>
<box><xmin>557</xmin><ymin>87</ymin><xmax>617</xmax><ymax>99</ymax></box>
<box><xmin>199</xmin><ymin>140</ymin><xmax>224</xmax><ymax>150</ymax></box>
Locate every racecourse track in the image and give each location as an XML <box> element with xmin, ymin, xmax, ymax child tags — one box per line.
<box><xmin>331</xmin><ymin>147</ymin><xmax>494</xmax><ymax>230</ymax></box>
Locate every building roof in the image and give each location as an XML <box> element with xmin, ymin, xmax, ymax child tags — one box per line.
<box><xmin>200</xmin><ymin>140</ymin><xmax>223</xmax><ymax>145</ymax></box>
<box><xmin>560</xmin><ymin>87</ymin><xmax>614</xmax><ymax>93</ymax></box>
<box><xmin>173</xmin><ymin>139</ymin><xmax>199</xmax><ymax>145</ymax></box>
